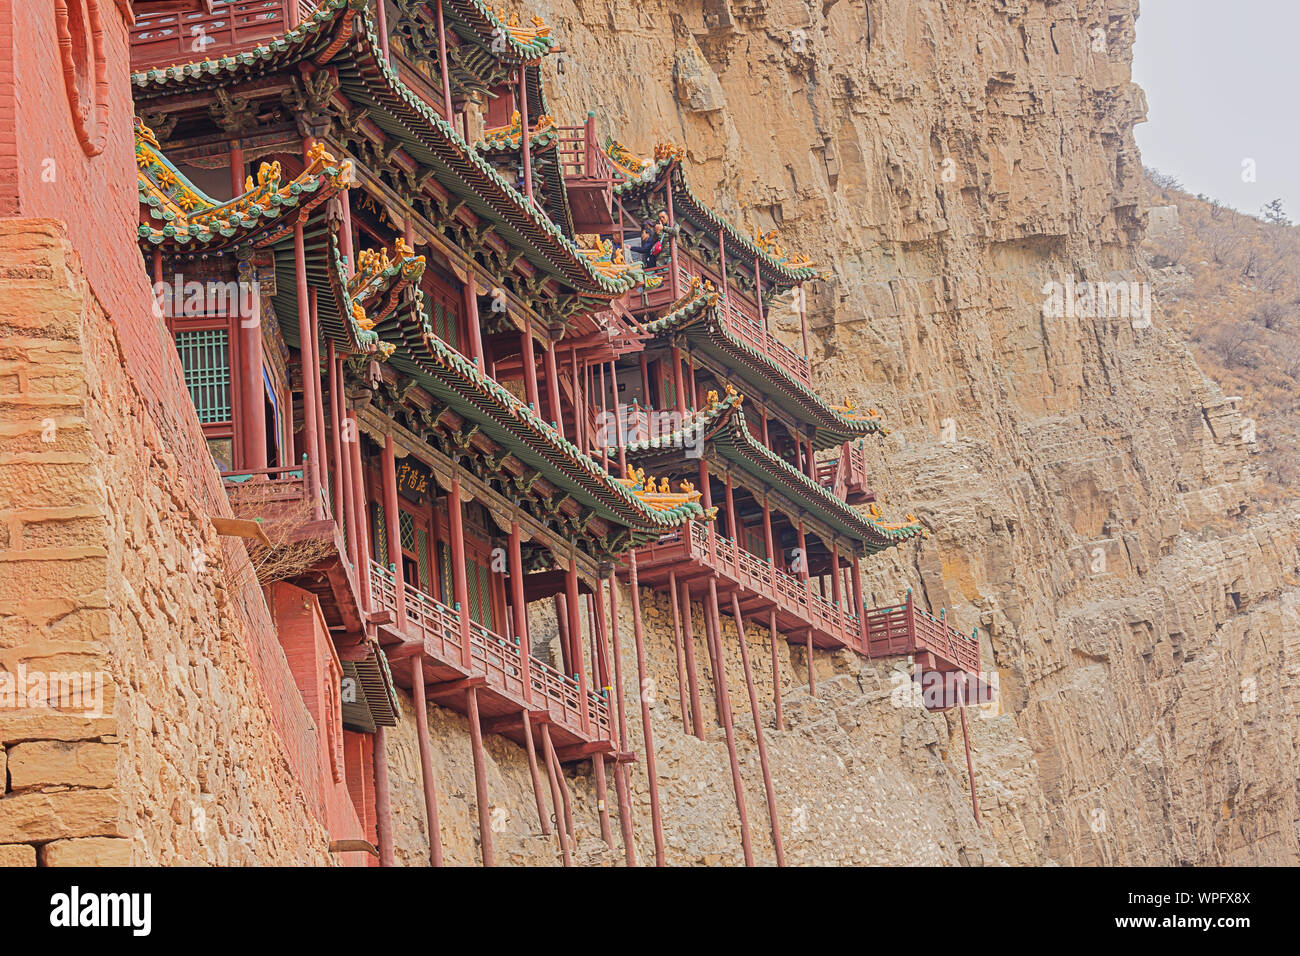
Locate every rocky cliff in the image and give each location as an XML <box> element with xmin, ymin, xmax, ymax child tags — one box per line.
<box><xmin>415</xmin><ymin>0</ymin><xmax>1299</xmax><ymax>865</ymax></box>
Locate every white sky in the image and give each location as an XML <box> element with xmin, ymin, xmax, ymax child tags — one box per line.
<box><xmin>1132</xmin><ymin>0</ymin><xmax>1300</xmax><ymax>220</ymax></box>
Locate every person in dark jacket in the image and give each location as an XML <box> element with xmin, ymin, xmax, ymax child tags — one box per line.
<box><xmin>630</xmin><ymin>224</ymin><xmax>659</xmax><ymax>267</ymax></box>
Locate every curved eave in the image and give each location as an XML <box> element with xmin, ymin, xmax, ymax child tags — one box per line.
<box><xmin>266</xmin><ymin>225</ymin><xmax>380</xmax><ymax>354</ymax></box>
<box><xmin>612</xmin><ymin>156</ymin><xmax>825</xmax><ymax>289</ymax></box>
<box><xmin>646</xmin><ymin>297</ymin><xmax>889</xmax><ymax>448</ymax></box>
<box><xmin>613</xmin><ymin>396</ymin><xmax>921</xmax><ymax>552</ymax></box>
<box><xmin>372</xmin><ymin>307</ymin><xmax>703</xmax><ymax>537</ymax></box>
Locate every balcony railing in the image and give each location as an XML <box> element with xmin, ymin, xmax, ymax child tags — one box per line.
<box><xmin>817</xmin><ymin>442</ymin><xmax>874</xmax><ymax>503</ymax></box>
<box><xmin>674</xmin><ymin>257</ymin><xmax>811</xmax><ymax>385</ymax></box>
<box><xmin>638</xmin><ymin>522</ymin><xmax>861</xmax><ymax>649</ymax></box>
<box><xmin>130</xmin><ymin>0</ymin><xmax>318</xmax><ymax>72</ymax></box>
<box><xmin>863</xmin><ymin>592</ymin><xmax>980</xmax><ymax>673</ymax></box>
<box><xmin>369</xmin><ymin>562</ymin><xmax>611</xmax><ymax>741</ymax></box>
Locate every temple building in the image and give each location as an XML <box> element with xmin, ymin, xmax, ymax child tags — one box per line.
<box><xmin>0</xmin><ymin>0</ymin><xmax>986</xmax><ymax>865</ymax></box>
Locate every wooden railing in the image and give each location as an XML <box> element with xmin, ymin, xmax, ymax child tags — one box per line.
<box><xmin>674</xmin><ymin>256</ymin><xmax>811</xmax><ymax>385</ymax></box>
<box><xmin>369</xmin><ymin>561</ymin><xmax>610</xmax><ymax>740</ymax></box>
<box><xmin>817</xmin><ymin>442</ymin><xmax>873</xmax><ymax>502</ymax></box>
<box><xmin>639</xmin><ymin>522</ymin><xmax>861</xmax><ymax>648</ymax></box>
<box><xmin>130</xmin><ymin>0</ymin><xmax>317</xmax><ymax>71</ymax></box>
<box><xmin>557</xmin><ymin>117</ymin><xmax>614</xmax><ymax>183</ymax></box>
<box><xmin>864</xmin><ymin>591</ymin><xmax>980</xmax><ymax>673</ymax></box>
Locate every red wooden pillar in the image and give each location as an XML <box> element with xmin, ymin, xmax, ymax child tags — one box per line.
<box><xmin>769</xmin><ymin>608</ymin><xmax>783</xmax><ymax>730</ymax></box>
<box><xmin>708</xmin><ymin>575</ymin><xmax>754</xmax><ymax>866</ymax></box>
<box><xmin>465</xmin><ymin>685</ymin><xmax>495</xmax><ymax>865</ymax></box>
<box><xmin>544</xmin><ymin>341</ymin><xmax>565</xmax><ymax>440</ymax></box>
<box><xmin>671</xmin><ymin>345</ymin><xmax>686</xmax><ymax>415</ymax></box>
<box><xmin>372</xmin><ymin>725</ymin><xmax>395</xmax><ymax>866</ymax></box>
<box><xmin>327</xmin><ymin>342</ymin><xmax>345</xmax><ymax>535</ymax></box>
<box><xmin>829</xmin><ymin>538</ymin><xmax>843</xmax><ymax>638</ymax></box>
<box><xmin>761</xmin><ymin>496</ymin><xmax>775</xmax><ymax>563</ymax></box>
<box><xmin>627</xmin><ymin>555</ymin><xmax>666</xmax><ymax>865</ymax></box>
<box><xmin>518</xmin><ymin>66</ymin><xmax>533</xmax><ymax>199</ymax></box>
<box><xmin>731</xmin><ymin>591</ymin><xmax>785</xmax><ymax>865</ymax></box>
<box><xmin>718</xmin><ymin>226</ymin><xmax>728</xmax><ymax>297</ymax></box>
<box><xmin>340</xmin><ymin>193</ymin><xmax>356</xmax><ymax>277</ymax></box>
<box><xmin>760</xmin><ymin>405</ymin><xmax>770</xmax><ymax>449</ymax></box>
<box><xmin>540</xmin><ymin>724</ymin><xmax>572</xmax><ymax>865</ymax></box>
<box><xmin>667</xmin><ymin>568</ymin><xmax>690</xmax><ymax>734</ymax></box>
<box><xmin>851</xmin><ymin>551</ymin><xmax>867</xmax><ymax>652</ymax></box>
<box><xmin>723</xmin><ymin>470</ymin><xmax>740</xmax><ymax>578</ymax></box>
<box><xmin>347</xmin><ymin>411</ymin><xmax>371</xmax><ymax>606</ymax></box>
<box><xmin>238</xmin><ymin>292</ymin><xmax>266</xmax><ymax>471</ymax></box>
<box><xmin>448</xmin><ymin>476</ymin><xmax>472</xmax><ymax>666</ymax></box>
<box><xmin>381</xmin><ymin>433</ymin><xmax>406</xmax><ymax>630</ymax></box>
<box><xmin>229</xmin><ymin>143</ymin><xmax>244</xmax><ymax>199</ymax></box>
<box><xmin>796</xmin><ymin>522</ymin><xmax>813</xmax><ymax>697</ymax></box>
<box><xmin>678</xmin><ymin>578</ymin><xmax>705</xmax><ymax>739</ymax></box>
<box><xmin>565</xmin><ymin>558</ymin><xmax>590</xmax><ymax>734</ymax></box>
<box><xmin>959</xmin><ymin>674</ymin><xmax>981</xmax><ymax>828</ymax></box>
<box><xmin>409</xmin><ymin>658</ymin><xmax>444</xmax><ymax>866</ymax></box>
<box><xmin>293</xmin><ymin>222</ymin><xmax>323</xmax><ymax>519</ymax></box>
<box><xmin>601</xmin><ymin>578</ymin><xmax>636</xmax><ymax>866</ymax></box>
<box><xmin>521</xmin><ymin>322</ymin><xmax>540</xmax><ymax>411</ymax></box>
<box><xmin>374</xmin><ymin>0</ymin><xmax>390</xmax><ymax>60</ymax></box>
<box><xmin>309</xmin><ymin>289</ymin><xmax>329</xmax><ymax>512</ymax></box>
<box><xmin>339</xmin><ymin>377</ymin><xmax>360</xmax><ymax>573</ymax></box>
<box><xmin>797</xmin><ymin>281</ymin><xmax>811</xmax><ymax>359</ymax></box>
<box><xmin>753</xmin><ymin>258</ymin><xmax>765</xmax><ymax>332</ymax></box>
<box><xmin>463</xmin><ymin>274</ymin><xmax>484</xmax><ymax>368</ymax></box>
<box><xmin>509</xmin><ymin>522</ymin><xmax>531</xmax><ymax>702</ymax></box>
<box><xmin>435</xmin><ymin>0</ymin><xmax>454</xmax><ymax>120</ymax></box>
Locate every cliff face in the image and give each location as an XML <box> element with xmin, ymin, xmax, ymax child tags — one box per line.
<box><xmin>461</xmin><ymin>0</ymin><xmax>1300</xmax><ymax>864</ymax></box>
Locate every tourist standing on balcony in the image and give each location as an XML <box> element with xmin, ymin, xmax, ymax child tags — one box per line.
<box><xmin>631</xmin><ymin>224</ymin><xmax>660</xmax><ymax>267</ymax></box>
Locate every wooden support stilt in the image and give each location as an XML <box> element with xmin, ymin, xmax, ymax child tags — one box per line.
<box><xmin>679</xmin><ymin>578</ymin><xmax>705</xmax><ymax>739</ymax></box>
<box><xmin>626</xmin><ymin>557</ymin><xmax>666</xmax><ymax>865</ymax></box>
<box><xmin>381</xmin><ymin>434</ymin><xmax>406</xmax><ymax>630</ymax></box>
<box><xmin>731</xmin><ymin>592</ymin><xmax>784</xmax><ymax>865</ymax></box>
<box><xmin>554</xmin><ymin>592</ymin><xmax>571</xmax><ymax>676</ymax></box>
<box><xmin>372</xmin><ymin>725</ymin><xmax>395</xmax><ymax>867</ymax></box>
<box><xmin>409</xmin><ymin>658</ymin><xmax>444</xmax><ymax>866</ymax></box>
<box><xmin>601</xmin><ymin>579</ymin><xmax>637</xmax><ymax>866</ymax></box>
<box><xmin>540</xmin><ymin>723</ymin><xmax>571</xmax><ymax>866</ymax></box>
<box><xmin>959</xmin><ymin>674</ymin><xmax>981</xmax><ymax>827</ymax></box>
<box><xmin>769</xmin><ymin>609</ymin><xmax>784</xmax><ymax>731</ymax></box>
<box><xmin>591</xmin><ymin>752</ymin><xmax>613</xmax><ymax>846</ymax></box>
<box><xmin>668</xmin><ymin>569</ymin><xmax>691</xmax><ymax>735</ymax></box>
<box><xmin>806</xmin><ymin>629</ymin><xmax>815</xmax><ymax>698</ymax></box>
<box><xmin>708</xmin><ymin>575</ymin><xmax>754</xmax><ymax>866</ymax></box>
<box><xmin>465</xmin><ymin>685</ymin><xmax>495</xmax><ymax>866</ymax></box>
<box><xmin>703</xmin><ymin>573</ymin><xmax>725</xmax><ymax>725</ymax></box>
<box><xmin>521</xmin><ymin>715</ymin><xmax>550</xmax><ymax>836</ymax></box>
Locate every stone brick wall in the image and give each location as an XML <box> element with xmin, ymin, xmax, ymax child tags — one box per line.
<box><xmin>0</xmin><ymin>220</ymin><xmax>339</xmax><ymax>865</ymax></box>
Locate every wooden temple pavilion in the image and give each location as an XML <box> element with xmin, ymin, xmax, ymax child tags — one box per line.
<box><xmin>127</xmin><ymin>0</ymin><xmax>984</xmax><ymax>865</ymax></box>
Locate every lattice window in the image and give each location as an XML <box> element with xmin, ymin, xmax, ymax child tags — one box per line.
<box><xmin>743</xmin><ymin>525</ymin><xmax>768</xmax><ymax>560</ymax></box>
<box><xmin>416</xmin><ymin>528</ymin><xmax>432</xmax><ymax>595</ymax></box>
<box><xmin>433</xmin><ymin>298</ymin><xmax>460</xmax><ymax>349</ymax></box>
<box><xmin>372</xmin><ymin>502</ymin><xmax>388</xmax><ymax>565</ymax></box>
<box><xmin>468</xmin><ymin>558</ymin><xmax>496</xmax><ymax>630</ymax></box>
<box><xmin>398</xmin><ymin>509</ymin><xmax>415</xmax><ymax>551</ymax></box>
<box><xmin>439</xmin><ymin>542</ymin><xmax>454</xmax><ymax>607</ymax></box>
<box><xmin>175</xmin><ymin>329</ymin><xmax>231</xmax><ymax>423</ymax></box>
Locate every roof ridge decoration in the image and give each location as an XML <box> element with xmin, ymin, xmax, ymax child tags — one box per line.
<box><xmin>574</xmin><ymin>235</ymin><xmax>663</xmax><ymax>290</ymax></box>
<box><xmin>488</xmin><ymin>8</ymin><xmax>553</xmax><ymax>54</ymax></box>
<box><xmin>348</xmin><ymin>236</ymin><xmax>427</xmax><ymax>329</ymax></box>
<box><xmin>475</xmin><ymin>109</ymin><xmax>557</xmax><ymax>152</ymax></box>
<box><xmin>136</xmin><ymin>117</ymin><xmax>354</xmax><ymax>247</ymax></box>
<box><xmin>614</xmin><ymin>467</ymin><xmax>712</xmax><ymax>520</ymax></box>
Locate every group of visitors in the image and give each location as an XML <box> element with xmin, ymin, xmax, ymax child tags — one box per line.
<box><xmin>629</xmin><ymin>211</ymin><xmax>671</xmax><ymax>268</ymax></box>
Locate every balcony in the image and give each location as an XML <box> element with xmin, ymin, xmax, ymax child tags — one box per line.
<box><xmin>633</xmin><ymin>522</ymin><xmax>863</xmax><ymax>652</ymax></box>
<box><xmin>369</xmin><ymin>563</ymin><xmax>613</xmax><ymax>756</ymax></box>
<box><xmin>816</xmin><ymin>442</ymin><xmax>875</xmax><ymax>505</ymax></box>
<box><xmin>221</xmin><ymin>464</ymin><xmax>366</xmax><ymax>638</ymax></box>
<box><xmin>674</xmin><ymin>257</ymin><xmax>812</xmax><ymax>387</ymax></box>
<box><xmin>558</xmin><ymin>119</ymin><xmax>616</xmax><ymax>233</ymax></box>
<box><xmin>863</xmin><ymin>591</ymin><xmax>981</xmax><ymax>674</ymax></box>
<box><xmin>130</xmin><ymin>0</ymin><xmax>320</xmax><ymax>72</ymax></box>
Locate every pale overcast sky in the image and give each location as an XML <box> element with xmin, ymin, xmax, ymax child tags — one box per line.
<box><xmin>1132</xmin><ymin>0</ymin><xmax>1300</xmax><ymax>220</ymax></box>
